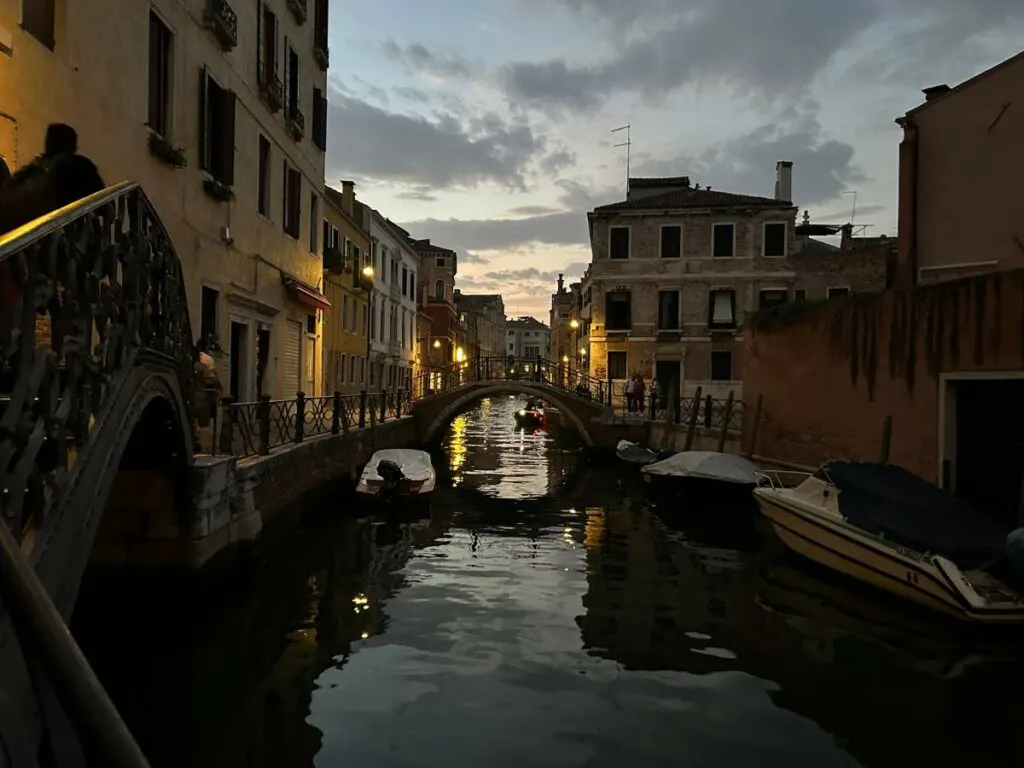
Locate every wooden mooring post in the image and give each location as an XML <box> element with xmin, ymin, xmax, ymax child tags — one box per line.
<box><xmin>716</xmin><ymin>390</ymin><xmax>734</xmax><ymax>454</ymax></box>
<box><xmin>744</xmin><ymin>394</ymin><xmax>764</xmax><ymax>460</ymax></box>
<box><xmin>683</xmin><ymin>386</ymin><xmax>702</xmax><ymax>452</ymax></box>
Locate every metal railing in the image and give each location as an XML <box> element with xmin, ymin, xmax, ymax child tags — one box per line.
<box><xmin>648</xmin><ymin>393</ymin><xmax>745</xmax><ymax>432</ymax></box>
<box><xmin>412</xmin><ymin>356</ymin><xmax>609</xmax><ymax>405</ymax></box>
<box><xmin>221</xmin><ymin>389</ymin><xmax>412</xmax><ymax>458</ymax></box>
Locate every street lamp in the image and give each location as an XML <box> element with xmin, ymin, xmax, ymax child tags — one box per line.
<box><xmin>433</xmin><ymin>339</ymin><xmax>441</xmax><ymax>349</ymax></box>
<box><xmin>361</xmin><ymin>265</ymin><xmax>373</xmax><ymax>279</ymax></box>
<box><xmin>361</xmin><ymin>265</ymin><xmax>374</xmax><ymax>387</ymax></box>
<box><xmin>562</xmin><ymin>355</ymin><xmax>569</xmax><ymax>363</ymax></box>
<box><xmin>455</xmin><ymin>346</ymin><xmax>465</xmax><ymax>363</ymax></box>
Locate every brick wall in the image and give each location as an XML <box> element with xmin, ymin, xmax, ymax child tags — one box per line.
<box><xmin>790</xmin><ymin>241</ymin><xmax>891</xmax><ymax>300</ymax></box>
<box><xmin>742</xmin><ymin>270</ymin><xmax>1024</xmax><ymax>480</ymax></box>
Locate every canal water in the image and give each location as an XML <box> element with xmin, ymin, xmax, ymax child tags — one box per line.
<box><xmin>72</xmin><ymin>396</ymin><xmax>1024</xmax><ymax>767</ymax></box>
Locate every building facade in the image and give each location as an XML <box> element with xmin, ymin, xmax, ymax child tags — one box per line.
<box><xmin>585</xmin><ymin>168</ymin><xmax>801</xmax><ymax>401</ymax></box>
<box><xmin>412</xmin><ymin>239</ymin><xmax>459</xmax><ymax>385</ymax></box>
<box><xmin>895</xmin><ymin>50</ymin><xmax>1024</xmax><ymax>288</ymax></box>
<box><xmin>454</xmin><ymin>292</ymin><xmax>506</xmax><ymax>359</ymax></box>
<box><xmin>2</xmin><ymin>0</ymin><xmax>333</xmax><ymax>401</ymax></box>
<box><xmin>360</xmin><ymin>211</ymin><xmax>418</xmax><ymax>392</ymax></box>
<box><xmin>549</xmin><ymin>274</ymin><xmax>586</xmax><ymax>370</ymax></box>
<box><xmin>322</xmin><ymin>183</ymin><xmax>371</xmax><ymax>395</ymax></box>
<box><xmin>506</xmin><ymin>317</ymin><xmax>550</xmax><ymax>359</ymax></box>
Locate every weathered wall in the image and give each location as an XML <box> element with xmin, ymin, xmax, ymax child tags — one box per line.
<box><xmin>742</xmin><ymin>271</ymin><xmax>1024</xmax><ymax>481</ymax></box>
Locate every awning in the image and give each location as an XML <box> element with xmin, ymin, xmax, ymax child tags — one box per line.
<box><xmin>283</xmin><ymin>276</ymin><xmax>331</xmax><ymax>310</ymax></box>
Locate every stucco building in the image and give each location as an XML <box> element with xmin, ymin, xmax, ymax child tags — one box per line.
<box><xmin>454</xmin><ymin>292</ymin><xmax>506</xmax><ymax>359</ymax></box>
<box><xmin>2</xmin><ymin>0</ymin><xmax>332</xmax><ymax>401</ymax></box>
<box><xmin>506</xmin><ymin>316</ymin><xmax>550</xmax><ymax>359</ymax></box>
<box><xmin>550</xmin><ymin>274</ymin><xmax>585</xmax><ymax>369</ymax></box>
<box><xmin>412</xmin><ymin>238</ymin><xmax>458</xmax><ymax>385</ymax></box>
<box><xmin>585</xmin><ymin>167</ymin><xmax>800</xmax><ymax>401</ymax></box>
<box><xmin>894</xmin><ymin>50</ymin><xmax>1024</xmax><ymax>287</ymax></box>
<box><xmin>322</xmin><ymin>183</ymin><xmax>371</xmax><ymax>395</ymax></box>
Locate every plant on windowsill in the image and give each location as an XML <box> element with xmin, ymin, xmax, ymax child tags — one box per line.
<box><xmin>323</xmin><ymin>246</ymin><xmax>346</xmax><ymax>273</ymax></box>
<box><xmin>148</xmin><ymin>132</ymin><xmax>187</xmax><ymax>168</ymax></box>
<box><xmin>202</xmin><ymin>175</ymin><xmax>234</xmax><ymax>202</ymax></box>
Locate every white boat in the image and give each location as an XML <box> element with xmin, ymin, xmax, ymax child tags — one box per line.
<box><xmin>641</xmin><ymin>451</ymin><xmax>760</xmax><ymax>486</ymax></box>
<box><xmin>753</xmin><ymin>461</ymin><xmax>1024</xmax><ymax>624</ymax></box>
<box><xmin>356</xmin><ymin>449</ymin><xmax>436</xmax><ymax>503</ymax></box>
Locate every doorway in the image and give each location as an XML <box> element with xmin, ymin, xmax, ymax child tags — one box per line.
<box><xmin>951</xmin><ymin>377</ymin><xmax>1024</xmax><ymax>528</ymax></box>
<box><xmin>655</xmin><ymin>359</ymin><xmax>681</xmax><ymax>410</ymax></box>
<box><xmin>228</xmin><ymin>321</ymin><xmax>249</xmax><ymax>402</ymax></box>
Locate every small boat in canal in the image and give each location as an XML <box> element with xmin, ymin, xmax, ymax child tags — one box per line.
<box><xmin>356</xmin><ymin>449</ymin><xmax>436</xmax><ymax>505</ymax></box>
<box><xmin>514</xmin><ymin>400</ymin><xmax>546</xmax><ymax>430</ymax></box>
<box><xmin>615</xmin><ymin>439</ymin><xmax>675</xmax><ymax>468</ymax></box>
<box><xmin>752</xmin><ymin>461</ymin><xmax>1024</xmax><ymax>624</ymax></box>
<box><xmin>641</xmin><ymin>451</ymin><xmax>760</xmax><ymax>499</ymax></box>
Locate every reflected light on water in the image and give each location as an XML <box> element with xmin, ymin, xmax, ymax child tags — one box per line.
<box><xmin>448</xmin><ymin>414</ymin><xmax>468</xmax><ymax>478</ymax></box>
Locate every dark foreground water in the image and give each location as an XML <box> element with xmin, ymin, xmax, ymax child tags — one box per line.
<box><xmin>73</xmin><ymin>397</ymin><xmax>1024</xmax><ymax>767</ymax></box>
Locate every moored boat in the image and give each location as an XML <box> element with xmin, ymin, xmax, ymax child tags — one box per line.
<box><xmin>356</xmin><ymin>449</ymin><xmax>436</xmax><ymax>505</ymax></box>
<box><xmin>753</xmin><ymin>461</ymin><xmax>1024</xmax><ymax>624</ymax></box>
<box><xmin>615</xmin><ymin>439</ymin><xmax>674</xmax><ymax>468</ymax></box>
<box><xmin>514</xmin><ymin>400</ymin><xmax>545</xmax><ymax>430</ymax></box>
<box><xmin>641</xmin><ymin>451</ymin><xmax>759</xmax><ymax>500</ymax></box>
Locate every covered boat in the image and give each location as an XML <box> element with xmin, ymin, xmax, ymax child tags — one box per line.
<box><xmin>641</xmin><ymin>451</ymin><xmax>760</xmax><ymax>497</ymax></box>
<box><xmin>356</xmin><ymin>449</ymin><xmax>436</xmax><ymax>504</ymax></box>
<box><xmin>753</xmin><ymin>461</ymin><xmax>1024</xmax><ymax>624</ymax></box>
<box><xmin>615</xmin><ymin>439</ymin><xmax>674</xmax><ymax>467</ymax></box>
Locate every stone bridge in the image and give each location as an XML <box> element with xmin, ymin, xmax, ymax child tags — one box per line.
<box><xmin>410</xmin><ymin>356</ymin><xmax>623</xmax><ymax>448</ymax></box>
<box><xmin>0</xmin><ymin>182</ymin><xmax>195</xmax><ymax>767</ymax></box>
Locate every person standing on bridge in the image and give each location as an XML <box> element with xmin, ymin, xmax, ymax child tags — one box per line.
<box><xmin>624</xmin><ymin>376</ymin><xmax>636</xmax><ymax>413</ymax></box>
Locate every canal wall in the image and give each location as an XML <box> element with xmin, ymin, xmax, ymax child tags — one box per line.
<box><xmin>646</xmin><ymin>423</ymin><xmax>741</xmax><ymax>455</ymax></box>
<box><xmin>741</xmin><ymin>270</ymin><xmax>1024</xmax><ymax>481</ymax></box>
<box><xmin>92</xmin><ymin>417</ymin><xmax>416</xmax><ymax>569</ymax></box>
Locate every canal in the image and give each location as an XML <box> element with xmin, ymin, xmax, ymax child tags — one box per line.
<box><xmin>71</xmin><ymin>396</ymin><xmax>1024</xmax><ymax>767</ymax></box>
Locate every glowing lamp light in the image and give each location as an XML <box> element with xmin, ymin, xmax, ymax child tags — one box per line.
<box><xmin>455</xmin><ymin>346</ymin><xmax>465</xmax><ymax>363</ymax></box>
<box><xmin>570</xmin><ymin>319</ymin><xmax>579</xmax><ymax>330</ymax></box>
<box><xmin>361</xmin><ymin>265</ymin><xmax>374</xmax><ymax>278</ymax></box>
<box><xmin>579</xmin><ymin>348</ymin><xmax>587</xmax><ymax>357</ymax></box>
<box><xmin>433</xmin><ymin>339</ymin><xmax>441</xmax><ymax>349</ymax></box>
<box><xmin>562</xmin><ymin>355</ymin><xmax>569</xmax><ymax>363</ymax></box>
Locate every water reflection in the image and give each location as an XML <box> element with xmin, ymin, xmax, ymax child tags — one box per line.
<box><xmin>75</xmin><ymin>396</ymin><xmax>1024</xmax><ymax>768</ymax></box>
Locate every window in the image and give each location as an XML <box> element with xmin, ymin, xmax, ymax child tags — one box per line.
<box><xmin>284</xmin><ymin>42</ymin><xmax>300</xmax><ymax>122</ymax></box>
<box><xmin>658</xmin><ymin>290</ymin><xmax>680</xmax><ymax>330</ymax></box>
<box><xmin>311</xmin><ymin>87</ymin><xmax>328</xmax><ymax>151</ymax></box>
<box><xmin>508</xmin><ymin>342</ymin><xmax>514</xmax><ymax>351</ymax></box>
<box><xmin>23</xmin><ymin>0</ymin><xmax>55</xmax><ymax>48</ymax></box>
<box><xmin>200</xmin><ymin>286</ymin><xmax>219</xmax><ymax>343</ymax></box>
<box><xmin>359</xmin><ymin>357</ymin><xmax>365</xmax><ymax>384</ymax></box>
<box><xmin>794</xmin><ymin>289</ymin><xmax>807</xmax><ymax>302</ymax></box>
<box><xmin>342</xmin><ymin>294</ymin><xmax>349</xmax><ymax>331</ymax></box>
<box><xmin>362</xmin><ymin>304</ymin><xmax>368</xmax><ymax>336</ymax></box>
<box><xmin>605</xmin><ymin>291</ymin><xmax>631</xmax><ymax>331</ymax></box>
<box><xmin>349</xmin><ymin>355</ymin><xmax>354</xmax><ymax>383</ymax></box>
<box><xmin>435</xmin><ymin>280</ymin><xmax>444</xmax><ymax>300</ymax></box>
<box><xmin>199</xmin><ymin>68</ymin><xmax>237</xmax><ymax>186</ymax></box>
<box><xmin>283</xmin><ymin>163</ymin><xmax>301</xmax><ymax>238</ymax></box>
<box><xmin>610</xmin><ymin>227</ymin><xmax>630</xmax><ymax>260</ymax></box>
<box><xmin>148</xmin><ymin>12</ymin><xmax>173</xmax><ymax>136</ymax></box>
<box><xmin>309</xmin><ymin>194</ymin><xmax>318</xmax><ymax>253</ymax></box>
<box><xmin>758</xmin><ymin>289</ymin><xmax>787</xmax><ymax>309</ymax></box>
<box><xmin>711</xmin><ymin>351</ymin><xmax>732</xmax><ymax>381</ymax></box>
<box><xmin>306</xmin><ymin>313</ymin><xmax>316</xmax><ymax>334</ymax></box>
<box><xmin>436</xmin><ymin>257</ymin><xmax>445</xmax><ymax>267</ymax></box>
<box><xmin>402</xmin><ymin>267</ymin><xmax>408</xmax><ymax>296</ymax></box>
<box><xmin>257</xmin><ymin>135</ymin><xmax>271</xmax><ymax>215</ymax></box>
<box><xmin>258</xmin><ymin>5</ymin><xmax>279</xmax><ymax>85</ymax></box>
<box><xmin>660</xmin><ymin>225</ymin><xmax>681</xmax><ymax>259</ymax></box>
<box><xmin>607</xmin><ymin>351</ymin><xmax>628</xmax><ymax>379</ymax></box>
<box><xmin>712</xmin><ymin>223</ymin><xmax>734</xmax><ymax>258</ymax></box>
<box><xmin>313</xmin><ymin>0</ymin><xmax>329</xmax><ymax>59</ymax></box>
<box><xmin>764</xmin><ymin>222</ymin><xmax>787</xmax><ymax>257</ymax></box>
<box><xmin>708</xmin><ymin>289</ymin><xmax>736</xmax><ymax>328</ymax></box>
<box><xmin>828</xmin><ymin>287</ymin><xmax>851</xmax><ymax>299</ymax></box>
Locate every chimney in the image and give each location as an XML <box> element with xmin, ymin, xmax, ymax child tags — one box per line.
<box><xmin>774</xmin><ymin>161</ymin><xmax>793</xmax><ymax>202</ymax></box>
<box><xmin>922</xmin><ymin>84</ymin><xmax>950</xmax><ymax>102</ymax></box>
<box><xmin>557</xmin><ymin>273</ymin><xmax>564</xmax><ymax>293</ymax></box>
<box><xmin>840</xmin><ymin>223</ymin><xmax>853</xmax><ymax>252</ymax></box>
<box><xmin>340</xmin><ymin>180</ymin><xmax>355</xmax><ymax>216</ymax></box>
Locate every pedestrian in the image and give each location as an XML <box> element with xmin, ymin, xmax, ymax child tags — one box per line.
<box><xmin>624</xmin><ymin>376</ymin><xmax>635</xmax><ymax>413</ymax></box>
<box><xmin>635</xmin><ymin>376</ymin><xmax>646</xmax><ymax>415</ymax></box>
<box><xmin>650</xmin><ymin>378</ymin><xmax>661</xmax><ymax>418</ymax></box>
<box><xmin>0</xmin><ymin>123</ymin><xmax>105</xmax><ymax>234</ymax></box>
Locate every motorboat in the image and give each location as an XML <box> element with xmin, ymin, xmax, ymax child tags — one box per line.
<box><xmin>753</xmin><ymin>461</ymin><xmax>1024</xmax><ymax>624</ymax></box>
<box><xmin>514</xmin><ymin>400</ymin><xmax>545</xmax><ymax>430</ymax></box>
<box><xmin>641</xmin><ymin>451</ymin><xmax>760</xmax><ymax>499</ymax></box>
<box><xmin>615</xmin><ymin>439</ymin><xmax>675</xmax><ymax>468</ymax></box>
<box><xmin>356</xmin><ymin>449</ymin><xmax>436</xmax><ymax>504</ymax></box>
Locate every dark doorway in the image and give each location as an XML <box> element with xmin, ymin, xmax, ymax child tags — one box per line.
<box><xmin>229</xmin><ymin>321</ymin><xmax>247</xmax><ymax>402</ymax></box>
<box><xmin>256</xmin><ymin>327</ymin><xmax>270</xmax><ymax>398</ymax></box>
<box><xmin>955</xmin><ymin>378</ymin><xmax>1024</xmax><ymax>528</ymax></box>
<box><xmin>655</xmin><ymin>360</ymin><xmax>681</xmax><ymax>410</ymax></box>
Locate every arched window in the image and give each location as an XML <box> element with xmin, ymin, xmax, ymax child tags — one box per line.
<box><xmin>435</xmin><ymin>280</ymin><xmax>444</xmax><ymax>300</ymax></box>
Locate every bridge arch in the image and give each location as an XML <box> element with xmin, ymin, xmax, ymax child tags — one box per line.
<box><xmin>419</xmin><ymin>383</ymin><xmax>595</xmax><ymax>447</ymax></box>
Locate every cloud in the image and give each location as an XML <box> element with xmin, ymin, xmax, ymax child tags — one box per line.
<box><xmin>393</xmin><ymin>86</ymin><xmax>430</xmax><ymax>103</ymax></box>
<box><xmin>381</xmin><ymin>41</ymin><xmax>476</xmax><ymax>79</ymax></box>
<box><xmin>507</xmin><ymin>205</ymin><xmax>563</xmax><ymax>216</ymax></box>
<box><xmin>456</xmin><ymin>263</ymin><xmax>590</xmax><ymax>310</ymax></box>
<box><xmin>505</xmin><ymin>1</ymin><xmax>1023</xmax><ymax>117</ymax></box>
<box><xmin>325</xmin><ymin>93</ymin><xmax>546</xmax><ymax>189</ymax></box>
<box><xmin>395</xmin><ymin>188</ymin><xmax>439</xmax><ymax>202</ymax></box>
<box><xmin>633</xmin><ymin>114</ymin><xmax>864</xmax><ymax>206</ymax></box>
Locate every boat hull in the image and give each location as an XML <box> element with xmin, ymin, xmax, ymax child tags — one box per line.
<box><xmin>754</xmin><ymin>489</ymin><xmax>1024</xmax><ymax>624</ymax></box>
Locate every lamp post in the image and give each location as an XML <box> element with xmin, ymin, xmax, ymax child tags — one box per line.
<box><xmin>361</xmin><ymin>265</ymin><xmax>374</xmax><ymax>387</ymax></box>
<box><xmin>569</xmin><ymin>318</ymin><xmax>580</xmax><ymax>386</ymax></box>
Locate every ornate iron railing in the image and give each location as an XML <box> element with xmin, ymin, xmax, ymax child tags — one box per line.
<box><xmin>412</xmin><ymin>356</ymin><xmax>609</xmax><ymax>405</ymax></box>
<box><xmin>650</xmin><ymin>394</ymin><xmax>744</xmax><ymax>432</ymax></box>
<box><xmin>225</xmin><ymin>389</ymin><xmax>412</xmax><ymax>458</ymax></box>
<box><xmin>0</xmin><ymin>181</ymin><xmax>194</xmax><ymax>538</ymax></box>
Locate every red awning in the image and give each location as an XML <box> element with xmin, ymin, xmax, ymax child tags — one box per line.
<box><xmin>283</xmin><ymin>277</ymin><xmax>331</xmax><ymax>310</ymax></box>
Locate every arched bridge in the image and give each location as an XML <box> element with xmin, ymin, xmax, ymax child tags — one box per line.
<box><xmin>412</xmin><ymin>356</ymin><xmax>613</xmax><ymax>447</ymax></box>
<box><xmin>0</xmin><ymin>182</ymin><xmax>195</xmax><ymax>767</ymax></box>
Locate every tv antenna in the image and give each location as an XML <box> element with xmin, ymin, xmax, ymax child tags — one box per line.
<box><xmin>611</xmin><ymin>124</ymin><xmax>631</xmax><ymax>196</ymax></box>
<box><xmin>842</xmin><ymin>190</ymin><xmax>858</xmax><ymax>227</ymax></box>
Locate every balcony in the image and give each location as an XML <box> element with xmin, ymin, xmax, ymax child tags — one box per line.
<box><xmin>286</xmin><ymin>105</ymin><xmax>305</xmax><ymax>141</ymax></box>
<box><xmin>323</xmin><ymin>246</ymin><xmax>346</xmax><ymax>274</ymax></box>
<box><xmin>287</xmin><ymin>0</ymin><xmax>307</xmax><ymax>23</ymax></box>
<box><xmin>259</xmin><ymin>68</ymin><xmax>283</xmax><ymax>112</ymax></box>
<box><xmin>204</xmin><ymin>0</ymin><xmax>238</xmax><ymax>50</ymax></box>
<box><xmin>313</xmin><ymin>43</ymin><xmax>329</xmax><ymax>71</ymax></box>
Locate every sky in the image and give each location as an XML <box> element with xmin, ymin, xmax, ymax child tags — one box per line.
<box><xmin>324</xmin><ymin>0</ymin><xmax>1022</xmax><ymax>319</ymax></box>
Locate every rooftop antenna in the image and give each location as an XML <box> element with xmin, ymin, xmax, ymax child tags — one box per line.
<box><xmin>611</xmin><ymin>124</ymin><xmax>631</xmax><ymax>196</ymax></box>
<box><xmin>842</xmin><ymin>190</ymin><xmax>858</xmax><ymax>228</ymax></box>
